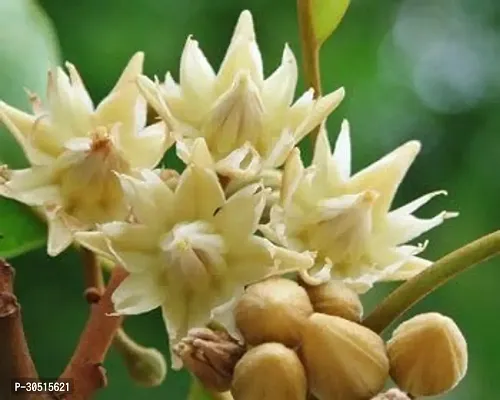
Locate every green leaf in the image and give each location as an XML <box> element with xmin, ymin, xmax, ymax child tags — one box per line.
<box><xmin>0</xmin><ymin>0</ymin><xmax>61</xmax><ymax>258</ymax></box>
<box><xmin>311</xmin><ymin>0</ymin><xmax>351</xmax><ymax>47</ymax></box>
<box><xmin>0</xmin><ymin>199</ymin><xmax>46</xmax><ymax>259</ymax></box>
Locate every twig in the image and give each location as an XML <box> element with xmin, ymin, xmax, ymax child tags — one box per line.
<box><xmin>0</xmin><ymin>259</ymin><xmax>48</xmax><ymax>400</ymax></box>
<box><xmin>59</xmin><ymin>266</ymin><xmax>128</xmax><ymax>400</ymax></box>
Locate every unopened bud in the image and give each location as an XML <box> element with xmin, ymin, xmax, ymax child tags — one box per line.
<box><xmin>114</xmin><ymin>329</ymin><xmax>167</xmax><ymax>387</ymax></box>
<box><xmin>234</xmin><ymin>278</ymin><xmax>313</xmax><ymax>347</ymax></box>
<box><xmin>231</xmin><ymin>342</ymin><xmax>307</xmax><ymax>400</ymax></box>
<box><xmin>173</xmin><ymin>328</ymin><xmax>245</xmax><ymax>392</ymax></box>
<box><xmin>387</xmin><ymin>312</ymin><xmax>468</xmax><ymax>397</ymax></box>
<box><xmin>300</xmin><ymin>279</ymin><xmax>363</xmax><ymax>322</ymax></box>
<box><xmin>371</xmin><ymin>388</ymin><xmax>411</xmax><ymax>400</ymax></box>
<box><xmin>300</xmin><ymin>313</ymin><xmax>389</xmax><ymax>400</ymax></box>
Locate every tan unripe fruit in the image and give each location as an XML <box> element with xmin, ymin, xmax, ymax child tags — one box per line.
<box><xmin>300</xmin><ymin>313</ymin><xmax>389</xmax><ymax>400</ymax></box>
<box><xmin>301</xmin><ymin>279</ymin><xmax>363</xmax><ymax>322</ymax></box>
<box><xmin>231</xmin><ymin>342</ymin><xmax>307</xmax><ymax>400</ymax></box>
<box><xmin>234</xmin><ymin>278</ymin><xmax>313</xmax><ymax>347</ymax></box>
<box><xmin>387</xmin><ymin>312</ymin><xmax>468</xmax><ymax>397</ymax></box>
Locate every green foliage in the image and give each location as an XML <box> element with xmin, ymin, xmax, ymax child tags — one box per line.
<box><xmin>0</xmin><ymin>0</ymin><xmax>60</xmax><ymax>258</ymax></box>
<box><xmin>311</xmin><ymin>0</ymin><xmax>351</xmax><ymax>47</ymax></box>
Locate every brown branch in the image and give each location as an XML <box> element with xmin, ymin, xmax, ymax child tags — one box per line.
<box><xmin>59</xmin><ymin>266</ymin><xmax>128</xmax><ymax>400</ymax></box>
<box><xmin>0</xmin><ymin>259</ymin><xmax>45</xmax><ymax>400</ymax></box>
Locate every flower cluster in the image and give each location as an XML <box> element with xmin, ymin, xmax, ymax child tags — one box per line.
<box><xmin>0</xmin><ymin>8</ymin><xmax>457</xmax><ymax>385</ymax></box>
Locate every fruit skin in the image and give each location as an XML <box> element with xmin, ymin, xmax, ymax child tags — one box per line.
<box><xmin>387</xmin><ymin>312</ymin><xmax>468</xmax><ymax>397</ymax></box>
<box><xmin>300</xmin><ymin>279</ymin><xmax>363</xmax><ymax>322</ymax></box>
<box><xmin>300</xmin><ymin>313</ymin><xmax>389</xmax><ymax>400</ymax></box>
<box><xmin>231</xmin><ymin>342</ymin><xmax>307</xmax><ymax>400</ymax></box>
<box><xmin>234</xmin><ymin>278</ymin><xmax>313</xmax><ymax>347</ymax></box>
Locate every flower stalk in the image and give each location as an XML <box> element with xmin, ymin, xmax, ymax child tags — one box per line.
<box><xmin>363</xmin><ymin>230</ymin><xmax>500</xmax><ymax>333</ymax></box>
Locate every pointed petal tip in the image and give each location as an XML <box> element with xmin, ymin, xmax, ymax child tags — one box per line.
<box><xmin>234</xmin><ymin>10</ymin><xmax>256</xmax><ymax>40</ymax></box>
<box><xmin>129</xmin><ymin>51</ymin><xmax>145</xmax><ymax>67</ymax></box>
<box><xmin>341</xmin><ymin>118</ymin><xmax>350</xmax><ymax>129</ymax></box>
<box><xmin>444</xmin><ymin>211</ymin><xmax>459</xmax><ymax>219</ymax></box>
<box><xmin>281</xmin><ymin>43</ymin><xmax>296</xmax><ymax>63</ymax></box>
<box><xmin>404</xmin><ymin>140</ymin><xmax>422</xmax><ymax>155</ymax></box>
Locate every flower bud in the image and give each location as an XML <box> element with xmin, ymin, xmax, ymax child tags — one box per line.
<box><xmin>173</xmin><ymin>327</ymin><xmax>245</xmax><ymax>392</ymax></box>
<box><xmin>387</xmin><ymin>312</ymin><xmax>468</xmax><ymax>397</ymax></box>
<box><xmin>300</xmin><ymin>279</ymin><xmax>363</xmax><ymax>322</ymax></box>
<box><xmin>300</xmin><ymin>313</ymin><xmax>389</xmax><ymax>400</ymax></box>
<box><xmin>234</xmin><ymin>278</ymin><xmax>313</xmax><ymax>347</ymax></box>
<box><xmin>231</xmin><ymin>342</ymin><xmax>307</xmax><ymax>400</ymax></box>
<box><xmin>114</xmin><ymin>329</ymin><xmax>167</xmax><ymax>387</ymax></box>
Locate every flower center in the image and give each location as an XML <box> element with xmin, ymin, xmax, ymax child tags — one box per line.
<box><xmin>58</xmin><ymin>127</ymin><xmax>130</xmax><ymax>224</ymax></box>
<box><xmin>159</xmin><ymin>221</ymin><xmax>228</xmax><ymax>292</ymax></box>
<box><xmin>301</xmin><ymin>191</ymin><xmax>377</xmax><ymax>270</ymax></box>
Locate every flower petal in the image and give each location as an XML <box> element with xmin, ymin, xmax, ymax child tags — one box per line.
<box><xmin>390</xmin><ymin>190</ymin><xmax>448</xmax><ymax>217</ymax></box>
<box><xmin>75</xmin><ymin>231</ymin><xmax>114</xmax><ymax>260</ymax></box>
<box><xmin>332</xmin><ymin>119</ymin><xmax>351</xmax><ymax>181</ymax></box>
<box><xmin>383</xmin><ymin>255</ymin><xmax>432</xmax><ymax>281</ymax></box>
<box><xmin>217</xmin><ymin>11</ymin><xmax>263</xmax><ymax>92</ymax></box>
<box><xmin>348</xmin><ymin>141</ymin><xmax>421</xmax><ymax>221</ymax></box>
<box><xmin>65</xmin><ymin>62</ymin><xmax>95</xmax><ymax>118</ymax></box>
<box><xmin>294</xmin><ymin>87</ymin><xmax>345</xmax><ymax>142</ymax></box>
<box><xmin>116</xmin><ymin>121</ymin><xmax>172</xmax><ymax>169</ymax></box>
<box><xmin>95</xmin><ymin>53</ymin><xmax>147</xmax><ymax>138</ymax></box>
<box><xmin>112</xmin><ymin>271</ymin><xmax>166</xmax><ymax>315</ymax></box>
<box><xmin>117</xmin><ymin>172</ymin><xmax>174</xmax><ymax>227</ymax></box>
<box><xmin>47</xmin><ymin>67</ymin><xmax>93</xmax><ymax>136</ymax></box>
<box><xmin>213</xmin><ymin>183</ymin><xmax>266</xmax><ymax>242</ymax></box>
<box><xmin>100</xmin><ymin>221</ymin><xmax>159</xmax><ymax>251</ymax></box>
<box><xmin>0</xmin><ymin>101</ymin><xmax>59</xmax><ymax>163</ymax></box>
<box><xmin>111</xmin><ymin>249</ymin><xmax>161</xmax><ymax>274</ymax></box>
<box><xmin>46</xmin><ymin>213</ymin><xmax>73</xmax><ymax>256</ymax></box>
<box><xmin>176</xmin><ymin>137</ymin><xmax>215</xmax><ymax>169</ymax></box>
<box><xmin>384</xmin><ymin>209</ymin><xmax>457</xmax><ymax>246</ymax></box>
<box><xmin>179</xmin><ymin>37</ymin><xmax>216</xmax><ymax>106</ymax></box>
<box><xmin>174</xmin><ymin>165</ymin><xmax>224</xmax><ymax>221</ymax></box>
<box><xmin>261</xmin><ymin>44</ymin><xmax>297</xmax><ymax>113</ymax></box>
<box><xmin>270</xmin><ymin>243</ymin><xmax>315</xmax><ymax>275</ymax></box>
<box><xmin>111</xmin><ymin>52</ymin><xmax>145</xmax><ymax>92</ymax></box>
<box><xmin>215</xmin><ymin>142</ymin><xmax>262</xmax><ymax>179</ymax></box>
<box><xmin>280</xmin><ymin>148</ymin><xmax>305</xmax><ymax>208</ymax></box>
<box><xmin>204</xmin><ymin>71</ymin><xmax>264</xmax><ymax>156</ymax></box>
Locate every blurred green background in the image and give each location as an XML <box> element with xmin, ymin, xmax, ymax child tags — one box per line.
<box><xmin>0</xmin><ymin>0</ymin><xmax>499</xmax><ymax>398</ymax></box>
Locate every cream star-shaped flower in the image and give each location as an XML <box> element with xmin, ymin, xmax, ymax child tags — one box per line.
<box><xmin>261</xmin><ymin>121</ymin><xmax>457</xmax><ymax>292</ymax></box>
<box><xmin>137</xmin><ymin>10</ymin><xmax>344</xmax><ymax>181</ymax></box>
<box><xmin>75</xmin><ymin>138</ymin><xmax>314</xmax><ymax>368</ymax></box>
<box><xmin>0</xmin><ymin>53</ymin><xmax>172</xmax><ymax>256</ymax></box>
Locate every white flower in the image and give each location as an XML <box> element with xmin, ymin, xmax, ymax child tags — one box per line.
<box><xmin>137</xmin><ymin>10</ymin><xmax>344</xmax><ymax>181</ymax></box>
<box><xmin>0</xmin><ymin>53</ymin><xmax>173</xmax><ymax>256</ymax></box>
<box><xmin>261</xmin><ymin>121</ymin><xmax>457</xmax><ymax>293</ymax></box>
<box><xmin>75</xmin><ymin>138</ymin><xmax>314</xmax><ymax>368</ymax></box>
